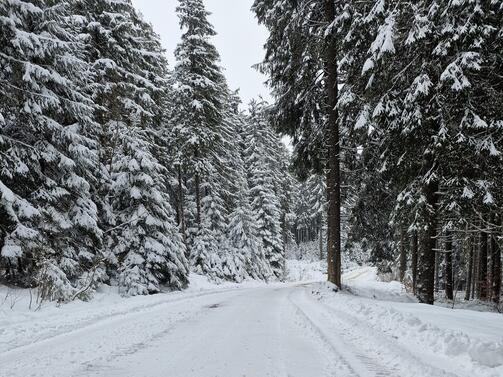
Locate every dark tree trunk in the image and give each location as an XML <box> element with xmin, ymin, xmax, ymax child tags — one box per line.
<box><xmin>445</xmin><ymin>232</ymin><xmax>454</xmax><ymax>300</ymax></box>
<box><xmin>194</xmin><ymin>147</ymin><xmax>202</xmax><ymax>226</ymax></box>
<box><xmin>411</xmin><ymin>231</ymin><xmax>418</xmax><ymax>294</ymax></box>
<box><xmin>177</xmin><ymin>165</ymin><xmax>187</xmax><ymax>250</ymax></box>
<box><xmin>194</xmin><ymin>172</ymin><xmax>202</xmax><ymax>226</ymax></box>
<box><xmin>435</xmin><ymin>248</ymin><xmax>440</xmax><ymax>293</ymax></box>
<box><xmin>323</xmin><ymin>0</ymin><xmax>341</xmax><ymax>287</ymax></box>
<box><xmin>319</xmin><ymin>225</ymin><xmax>323</xmax><ymax>261</ymax></box>
<box><xmin>491</xmin><ymin>220</ymin><xmax>501</xmax><ymax>304</ymax></box>
<box><xmin>472</xmin><ymin>246</ymin><xmax>478</xmax><ymax>300</ymax></box>
<box><xmin>416</xmin><ymin>177</ymin><xmax>438</xmax><ymax>305</ymax></box>
<box><xmin>399</xmin><ymin>227</ymin><xmax>407</xmax><ymax>282</ymax></box>
<box><xmin>465</xmin><ymin>236</ymin><xmax>473</xmax><ymax>301</ymax></box>
<box><xmin>478</xmin><ymin>229</ymin><xmax>488</xmax><ymax>300</ymax></box>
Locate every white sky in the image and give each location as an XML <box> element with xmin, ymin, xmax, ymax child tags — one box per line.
<box><xmin>131</xmin><ymin>0</ymin><xmax>272</xmax><ymax>105</ymax></box>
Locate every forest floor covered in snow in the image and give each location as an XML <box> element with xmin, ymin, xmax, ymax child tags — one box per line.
<box><xmin>1</xmin><ymin>262</ymin><xmax>502</xmax><ymax>377</ymax></box>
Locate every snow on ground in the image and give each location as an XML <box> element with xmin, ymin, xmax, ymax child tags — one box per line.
<box><xmin>1</xmin><ymin>264</ymin><xmax>502</xmax><ymax>377</ymax></box>
<box><xmin>285</xmin><ymin>259</ymin><xmax>327</xmax><ymax>282</ymax></box>
<box><xmin>342</xmin><ymin>266</ymin><xmax>415</xmax><ymax>302</ymax></box>
<box><xmin>0</xmin><ymin>273</ymin><xmax>270</xmax><ymax>353</ymax></box>
<box><xmin>285</xmin><ymin>258</ymin><xmax>360</xmax><ymax>283</ymax></box>
<box><xmin>316</xmin><ymin>267</ymin><xmax>503</xmax><ymax>376</ymax></box>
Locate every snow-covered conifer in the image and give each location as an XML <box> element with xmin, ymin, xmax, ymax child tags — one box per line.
<box><xmin>245</xmin><ymin>101</ymin><xmax>284</xmax><ymax>279</ymax></box>
<box><xmin>110</xmin><ymin>128</ymin><xmax>188</xmax><ymax>296</ymax></box>
<box><xmin>0</xmin><ymin>0</ymin><xmax>104</xmax><ymax>300</ymax></box>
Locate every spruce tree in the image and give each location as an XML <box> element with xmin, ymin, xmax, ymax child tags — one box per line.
<box><xmin>337</xmin><ymin>0</ymin><xmax>503</xmax><ymax>304</ymax></box>
<box><xmin>72</xmin><ymin>0</ymin><xmax>190</xmax><ymax>294</ymax></box>
<box><xmin>172</xmin><ymin>0</ymin><xmax>226</xmax><ymax>222</ymax></box>
<box><xmin>245</xmin><ymin>101</ymin><xmax>284</xmax><ymax>279</ymax></box>
<box><xmin>172</xmin><ymin>0</ymin><xmax>228</xmax><ymax>275</ymax></box>
<box><xmin>110</xmin><ymin>129</ymin><xmax>188</xmax><ymax>295</ymax></box>
<box><xmin>0</xmin><ymin>0</ymin><xmax>104</xmax><ymax>301</ymax></box>
<box><xmin>253</xmin><ymin>0</ymin><xmax>351</xmax><ymax>286</ymax></box>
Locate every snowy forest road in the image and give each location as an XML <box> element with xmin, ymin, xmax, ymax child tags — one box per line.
<box><xmin>0</xmin><ymin>281</ymin><xmax>472</xmax><ymax>377</ymax></box>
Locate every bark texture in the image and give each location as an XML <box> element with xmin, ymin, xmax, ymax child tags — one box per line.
<box><xmin>411</xmin><ymin>231</ymin><xmax>418</xmax><ymax>294</ymax></box>
<box><xmin>444</xmin><ymin>233</ymin><xmax>453</xmax><ymax>300</ymax></box>
<box><xmin>416</xmin><ymin>176</ymin><xmax>438</xmax><ymax>305</ymax></box>
<box><xmin>323</xmin><ymin>0</ymin><xmax>341</xmax><ymax>287</ymax></box>
<box><xmin>491</xmin><ymin>222</ymin><xmax>501</xmax><ymax>304</ymax></box>
<box><xmin>478</xmin><ymin>229</ymin><xmax>488</xmax><ymax>300</ymax></box>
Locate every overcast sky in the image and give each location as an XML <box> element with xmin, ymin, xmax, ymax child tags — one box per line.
<box><xmin>131</xmin><ymin>0</ymin><xmax>271</xmax><ymax>105</ymax></box>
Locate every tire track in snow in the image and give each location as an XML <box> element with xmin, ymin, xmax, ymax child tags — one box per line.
<box><xmin>297</xmin><ymin>287</ymin><xmax>464</xmax><ymax>377</ymax></box>
<box><xmin>315</xmin><ymin>296</ymin><xmax>470</xmax><ymax>377</ymax></box>
<box><xmin>288</xmin><ymin>289</ymin><xmax>392</xmax><ymax>377</ymax></box>
<box><xmin>285</xmin><ymin>291</ymin><xmax>353</xmax><ymax>377</ymax></box>
<box><xmin>0</xmin><ymin>292</ymin><xmax>240</xmax><ymax>377</ymax></box>
<box><xmin>0</xmin><ymin>288</ymin><xmax>240</xmax><ymax>357</ymax></box>
<box><xmin>75</xmin><ymin>301</ymin><xmax>228</xmax><ymax>376</ymax></box>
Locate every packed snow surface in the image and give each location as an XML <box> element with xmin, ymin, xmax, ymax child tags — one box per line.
<box><xmin>1</xmin><ymin>266</ymin><xmax>502</xmax><ymax>377</ymax></box>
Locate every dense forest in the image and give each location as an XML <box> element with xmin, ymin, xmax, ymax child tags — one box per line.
<box><xmin>0</xmin><ymin>0</ymin><xmax>299</xmax><ymax>300</ymax></box>
<box><xmin>1</xmin><ymin>0</ymin><xmax>502</xmax><ymax>308</ymax></box>
<box><xmin>254</xmin><ymin>0</ymin><xmax>503</xmax><ymax>306</ymax></box>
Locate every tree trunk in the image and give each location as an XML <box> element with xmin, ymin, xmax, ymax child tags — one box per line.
<box><xmin>177</xmin><ymin>165</ymin><xmax>187</xmax><ymax>250</ymax></box>
<box><xmin>491</xmin><ymin>219</ymin><xmax>501</xmax><ymax>304</ymax></box>
<box><xmin>465</xmin><ymin>236</ymin><xmax>473</xmax><ymax>301</ymax></box>
<box><xmin>399</xmin><ymin>227</ymin><xmax>407</xmax><ymax>282</ymax></box>
<box><xmin>478</xmin><ymin>228</ymin><xmax>488</xmax><ymax>300</ymax></box>
<box><xmin>319</xmin><ymin>225</ymin><xmax>323</xmax><ymax>261</ymax></box>
<box><xmin>416</xmin><ymin>177</ymin><xmax>438</xmax><ymax>304</ymax></box>
<box><xmin>472</xmin><ymin>246</ymin><xmax>478</xmax><ymax>300</ymax></box>
<box><xmin>193</xmin><ymin>147</ymin><xmax>202</xmax><ymax>226</ymax></box>
<box><xmin>445</xmin><ymin>232</ymin><xmax>454</xmax><ymax>300</ymax></box>
<box><xmin>323</xmin><ymin>0</ymin><xmax>341</xmax><ymax>288</ymax></box>
<box><xmin>435</xmin><ymin>248</ymin><xmax>440</xmax><ymax>293</ymax></box>
<box><xmin>411</xmin><ymin>231</ymin><xmax>418</xmax><ymax>294</ymax></box>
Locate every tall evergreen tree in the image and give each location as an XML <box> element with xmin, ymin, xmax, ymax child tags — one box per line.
<box><xmin>172</xmin><ymin>0</ymin><xmax>228</xmax><ymax>276</ymax></box>
<box><xmin>253</xmin><ymin>0</ymin><xmax>351</xmax><ymax>286</ymax></box>
<box><xmin>110</xmin><ymin>129</ymin><xmax>188</xmax><ymax>295</ymax></box>
<box><xmin>0</xmin><ymin>0</ymin><xmax>104</xmax><ymax>301</ymax></box>
<box><xmin>73</xmin><ymin>0</ymin><xmax>190</xmax><ymax>294</ymax></box>
<box><xmin>245</xmin><ymin>101</ymin><xmax>284</xmax><ymax>279</ymax></box>
<box><xmin>339</xmin><ymin>0</ymin><xmax>503</xmax><ymax>304</ymax></box>
<box><xmin>172</xmin><ymin>0</ymin><xmax>226</xmax><ymax>224</ymax></box>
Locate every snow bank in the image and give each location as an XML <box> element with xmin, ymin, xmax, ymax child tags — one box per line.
<box><xmin>187</xmin><ymin>273</ymin><xmax>273</xmax><ymax>291</ymax></box>
<box><xmin>343</xmin><ymin>266</ymin><xmax>416</xmax><ymax>302</ymax></box>
<box><xmin>316</xmin><ymin>267</ymin><xmax>503</xmax><ymax>375</ymax></box>
<box><xmin>345</xmin><ymin>299</ymin><xmax>503</xmax><ymax>369</ymax></box>
<box><xmin>0</xmin><ymin>275</ymin><xmax>270</xmax><ymax>354</ymax></box>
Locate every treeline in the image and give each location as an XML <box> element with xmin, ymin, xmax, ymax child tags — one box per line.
<box><xmin>254</xmin><ymin>0</ymin><xmax>502</xmax><ymax>304</ymax></box>
<box><xmin>0</xmin><ymin>0</ymin><xmax>296</xmax><ymax>301</ymax></box>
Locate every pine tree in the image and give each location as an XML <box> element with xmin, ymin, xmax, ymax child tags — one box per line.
<box><xmin>172</xmin><ymin>0</ymin><xmax>226</xmax><ymax>224</ymax></box>
<box><xmin>171</xmin><ymin>0</ymin><xmax>229</xmax><ymax>276</ymax></box>
<box><xmin>225</xmin><ymin>167</ymin><xmax>261</xmax><ymax>281</ymax></box>
<box><xmin>0</xmin><ymin>0</ymin><xmax>104</xmax><ymax>301</ymax></box>
<box><xmin>110</xmin><ymin>128</ymin><xmax>188</xmax><ymax>296</ymax></box>
<box><xmin>73</xmin><ymin>0</ymin><xmax>190</xmax><ymax>294</ymax></box>
<box><xmin>337</xmin><ymin>0</ymin><xmax>503</xmax><ymax>304</ymax></box>
<box><xmin>245</xmin><ymin>101</ymin><xmax>284</xmax><ymax>279</ymax></box>
<box><xmin>253</xmin><ymin>0</ymin><xmax>353</xmax><ymax>286</ymax></box>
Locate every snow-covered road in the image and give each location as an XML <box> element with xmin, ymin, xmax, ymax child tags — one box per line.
<box><xmin>5</xmin><ymin>285</ymin><xmax>339</xmax><ymax>377</ymax></box>
<box><xmin>1</xmin><ymin>270</ymin><xmax>502</xmax><ymax>377</ymax></box>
